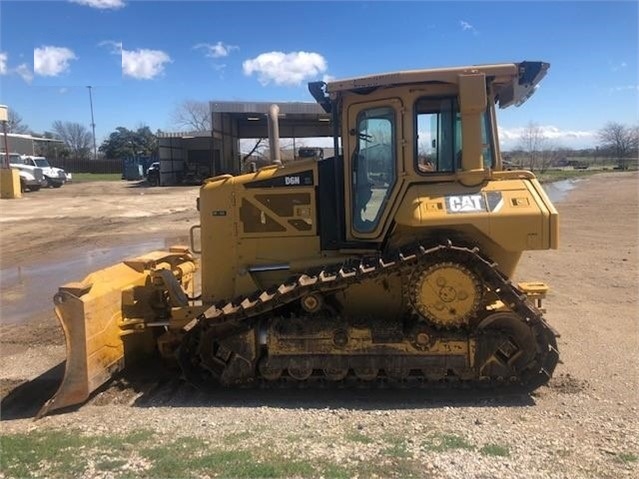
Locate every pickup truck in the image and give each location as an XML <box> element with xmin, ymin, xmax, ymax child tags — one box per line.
<box><xmin>19</xmin><ymin>155</ymin><xmax>72</xmax><ymax>187</ymax></box>
<box><xmin>8</xmin><ymin>153</ymin><xmax>47</xmax><ymax>192</ymax></box>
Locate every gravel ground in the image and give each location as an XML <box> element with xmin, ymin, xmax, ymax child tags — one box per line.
<box><xmin>1</xmin><ymin>173</ymin><xmax>638</xmax><ymax>478</ymax></box>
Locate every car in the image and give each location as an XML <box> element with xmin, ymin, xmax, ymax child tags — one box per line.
<box><xmin>20</xmin><ymin>155</ymin><xmax>72</xmax><ymax>187</ymax></box>
<box><xmin>146</xmin><ymin>162</ymin><xmax>160</xmax><ymax>186</ymax></box>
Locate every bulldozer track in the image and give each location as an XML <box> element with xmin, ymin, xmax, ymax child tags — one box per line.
<box><xmin>178</xmin><ymin>243</ymin><xmax>559</xmax><ymax>392</ymax></box>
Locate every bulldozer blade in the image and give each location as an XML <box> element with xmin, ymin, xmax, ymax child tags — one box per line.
<box><xmin>36</xmin><ymin>252</ymin><xmax>190</xmax><ymax>419</ymax></box>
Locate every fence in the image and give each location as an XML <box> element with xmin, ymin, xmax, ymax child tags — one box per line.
<box><xmin>48</xmin><ymin>158</ymin><xmax>122</xmax><ymax>174</ymax></box>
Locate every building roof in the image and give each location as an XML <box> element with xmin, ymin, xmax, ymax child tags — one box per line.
<box><xmin>5</xmin><ymin>133</ymin><xmax>64</xmax><ymax>143</ymax></box>
<box><xmin>209</xmin><ymin>101</ymin><xmax>326</xmax><ymax>115</ymax></box>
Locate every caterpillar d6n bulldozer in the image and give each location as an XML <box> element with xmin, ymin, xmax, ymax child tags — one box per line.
<box><xmin>39</xmin><ymin>61</ymin><xmax>559</xmax><ymax>417</ymax></box>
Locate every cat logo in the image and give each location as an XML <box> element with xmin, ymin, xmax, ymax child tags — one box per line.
<box><xmin>446</xmin><ymin>194</ymin><xmax>486</xmax><ymax>213</ymax></box>
<box><xmin>285</xmin><ymin>176</ymin><xmax>301</xmax><ymax>186</ymax></box>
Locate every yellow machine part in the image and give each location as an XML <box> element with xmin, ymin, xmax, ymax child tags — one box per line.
<box><xmin>38</xmin><ymin>249</ymin><xmax>195</xmax><ymax>418</ymax></box>
<box><xmin>411</xmin><ymin>262</ymin><xmax>483</xmax><ymax>328</ymax></box>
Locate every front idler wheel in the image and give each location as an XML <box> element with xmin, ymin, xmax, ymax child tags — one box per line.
<box><xmin>474</xmin><ymin>312</ymin><xmax>537</xmax><ymax>383</ymax></box>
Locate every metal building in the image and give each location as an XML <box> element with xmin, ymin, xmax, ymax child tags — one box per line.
<box><xmin>0</xmin><ymin>133</ymin><xmax>64</xmax><ymax>156</ymax></box>
<box><xmin>156</xmin><ymin>101</ymin><xmax>332</xmax><ymax>186</ymax></box>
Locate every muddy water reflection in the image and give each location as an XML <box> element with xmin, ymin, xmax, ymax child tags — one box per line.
<box><xmin>0</xmin><ymin>239</ymin><xmax>185</xmax><ymax>325</ymax></box>
<box><xmin>543</xmin><ymin>179</ymin><xmax>578</xmax><ymax>203</ymax></box>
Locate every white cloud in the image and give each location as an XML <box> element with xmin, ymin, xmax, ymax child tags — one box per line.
<box><xmin>122</xmin><ymin>48</ymin><xmax>171</xmax><ymax>80</ymax></box>
<box><xmin>608</xmin><ymin>84</ymin><xmax>639</xmax><ymax>93</ymax></box>
<box><xmin>194</xmin><ymin>41</ymin><xmax>238</xmax><ymax>58</ymax></box>
<box><xmin>99</xmin><ymin>40</ymin><xmax>123</xmax><ymax>55</ymax></box>
<box><xmin>498</xmin><ymin>125</ymin><xmax>597</xmax><ymax>148</ymax></box>
<box><xmin>70</xmin><ymin>0</ymin><xmax>126</xmax><ymax>9</ymax></box>
<box><xmin>34</xmin><ymin>46</ymin><xmax>77</xmax><ymax>76</ymax></box>
<box><xmin>101</xmin><ymin>41</ymin><xmax>170</xmax><ymax>80</ymax></box>
<box><xmin>460</xmin><ymin>20</ymin><xmax>477</xmax><ymax>33</ymax></box>
<box><xmin>611</xmin><ymin>61</ymin><xmax>628</xmax><ymax>72</ymax></box>
<box><xmin>0</xmin><ymin>53</ymin><xmax>33</xmax><ymax>83</ymax></box>
<box><xmin>15</xmin><ymin>64</ymin><xmax>33</xmax><ymax>83</ymax></box>
<box><xmin>243</xmin><ymin>51</ymin><xmax>328</xmax><ymax>86</ymax></box>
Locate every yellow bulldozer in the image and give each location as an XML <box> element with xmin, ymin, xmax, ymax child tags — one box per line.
<box><xmin>39</xmin><ymin>61</ymin><xmax>559</xmax><ymax>417</ymax></box>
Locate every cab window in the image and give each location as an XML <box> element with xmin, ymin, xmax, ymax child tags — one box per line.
<box><xmin>415</xmin><ymin>97</ymin><xmax>459</xmax><ymax>173</ymax></box>
<box><xmin>351</xmin><ymin>106</ymin><xmax>396</xmax><ymax>233</ymax></box>
<box><xmin>415</xmin><ymin>97</ymin><xmax>494</xmax><ymax>173</ymax></box>
<box><xmin>480</xmin><ymin>111</ymin><xmax>494</xmax><ymax>168</ymax></box>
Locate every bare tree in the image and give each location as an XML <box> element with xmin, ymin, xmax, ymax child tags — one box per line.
<box><xmin>35</xmin><ymin>131</ymin><xmax>71</xmax><ymax>160</ymax></box>
<box><xmin>239</xmin><ymin>138</ymin><xmax>270</xmax><ymax>172</ymax></box>
<box><xmin>598</xmin><ymin>122</ymin><xmax>637</xmax><ymax>170</ymax></box>
<box><xmin>241</xmin><ymin>138</ymin><xmax>266</xmax><ymax>162</ymax></box>
<box><xmin>6</xmin><ymin>109</ymin><xmax>29</xmax><ymax>134</ymax></box>
<box><xmin>172</xmin><ymin>100</ymin><xmax>211</xmax><ymax>132</ymax></box>
<box><xmin>518</xmin><ymin>122</ymin><xmax>548</xmax><ymax>172</ymax></box>
<box><xmin>539</xmin><ymin>144</ymin><xmax>563</xmax><ymax>173</ymax></box>
<box><xmin>52</xmin><ymin>121</ymin><xmax>93</xmax><ymax>159</ymax></box>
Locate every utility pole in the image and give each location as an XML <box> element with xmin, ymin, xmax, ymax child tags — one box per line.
<box><xmin>1</xmin><ymin>105</ymin><xmax>10</xmax><ymax>169</ymax></box>
<box><xmin>87</xmin><ymin>86</ymin><xmax>97</xmax><ymax>159</ymax></box>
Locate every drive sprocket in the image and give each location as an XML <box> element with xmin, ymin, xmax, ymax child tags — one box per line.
<box><xmin>409</xmin><ymin>261</ymin><xmax>483</xmax><ymax>328</ymax></box>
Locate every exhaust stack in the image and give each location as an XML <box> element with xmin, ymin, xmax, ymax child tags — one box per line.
<box><xmin>267</xmin><ymin>104</ymin><xmax>282</xmax><ymax>166</ymax></box>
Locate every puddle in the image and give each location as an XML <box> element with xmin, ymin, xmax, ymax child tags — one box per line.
<box><xmin>0</xmin><ymin>238</ymin><xmax>186</xmax><ymax>325</ymax></box>
<box><xmin>543</xmin><ymin>179</ymin><xmax>578</xmax><ymax>203</ymax></box>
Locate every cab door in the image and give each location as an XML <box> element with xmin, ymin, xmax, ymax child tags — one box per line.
<box><xmin>345</xmin><ymin>98</ymin><xmax>404</xmax><ymax>241</ymax></box>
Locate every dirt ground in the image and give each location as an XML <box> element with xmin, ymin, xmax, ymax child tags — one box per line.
<box><xmin>0</xmin><ymin>173</ymin><xmax>637</xmax><ymax>478</ymax></box>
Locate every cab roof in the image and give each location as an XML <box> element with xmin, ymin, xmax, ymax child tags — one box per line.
<box><xmin>321</xmin><ymin>61</ymin><xmax>549</xmax><ymax>109</ymax></box>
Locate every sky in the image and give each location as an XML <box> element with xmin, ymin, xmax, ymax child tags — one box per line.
<box><xmin>0</xmin><ymin>0</ymin><xmax>637</xmax><ymax>151</ymax></box>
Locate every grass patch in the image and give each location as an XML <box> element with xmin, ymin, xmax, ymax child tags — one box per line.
<box><xmin>320</xmin><ymin>463</ymin><xmax>352</xmax><ymax>479</ymax></box>
<box><xmin>536</xmin><ymin>167</ymin><xmax>639</xmax><ymax>183</ymax></box>
<box><xmin>345</xmin><ymin>431</ymin><xmax>374</xmax><ymax>444</ymax></box>
<box><xmin>422</xmin><ymin>433</ymin><xmax>474</xmax><ymax>452</ymax></box>
<box><xmin>0</xmin><ymin>429</ymin><xmax>154</xmax><ymax>478</ymax></box>
<box><xmin>96</xmin><ymin>458</ymin><xmax>128</xmax><ymax>471</ymax></box>
<box><xmin>356</xmin><ymin>458</ymin><xmax>422</xmax><ymax>478</ymax></box>
<box><xmin>1</xmin><ymin>430</ymin><xmax>88</xmax><ymax>478</ymax></box>
<box><xmin>0</xmin><ymin>429</ymin><xmax>432</xmax><ymax>479</ymax></box>
<box><xmin>536</xmin><ymin>169</ymin><xmax>602</xmax><ymax>183</ymax></box>
<box><xmin>72</xmin><ymin>173</ymin><xmax>124</xmax><ymax>182</ymax></box>
<box><xmin>381</xmin><ymin>435</ymin><xmax>411</xmax><ymax>458</ymax></box>
<box><xmin>222</xmin><ymin>430</ymin><xmax>253</xmax><ymax>445</ymax></box>
<box><xmin>97</xmin><ymin>429</ymin><xmax>155</xmax><ymax>449</ymax></box>
<box><xmin>142</xmin><ymin>445</ymin><xmax>318</xmax><ymax>479</ymax></box>
<box><xmin>616</xmin><ymin>452</ymin><xmax>638</xmax><ymax>464</ymax></box>
<box><xmin>0</xmin><ymin>429</ymin><xmax>348</xmax><ymax>479</ymax></box>
<box><xmin>480</xmin><ymin>443</ymin><xmax>510</xmax><ymax>457</ymax></box>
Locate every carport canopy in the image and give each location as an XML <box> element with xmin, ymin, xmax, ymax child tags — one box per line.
<box><xmin>210</xmin><ymin>101</ymin><xmax>332</xmax><ymax>140</ymax></box>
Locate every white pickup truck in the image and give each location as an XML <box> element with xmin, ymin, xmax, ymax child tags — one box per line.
<box><xmin>8</xmin><ymin>153</ymin><xmax>47</xmax><ymax>192</ymax></box>
<box><xmin>18</xmin><ymin>155</ymin><xmax>72</xmax><ymax>188</ymax></box>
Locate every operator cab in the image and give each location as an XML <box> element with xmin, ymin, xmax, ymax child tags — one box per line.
<box><xmin>310</xmin><ymin>61</ymin><xmax>549</xmax><ymax>248</ymax></box>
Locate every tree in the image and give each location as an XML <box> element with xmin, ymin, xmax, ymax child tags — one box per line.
<box><xmin>518</xmin><ymin>122</ymin><xmax>551</xmax><ymax>172</ymax></box>
<box><xmin>171</xmin><ymin>100</ymin><xmax>211</xmax><ymax>132</ymax></box>
<box><xmin>6</xmin><ymin>109</ymin><xmax>29</xmax><ymax>134</ymax></box>
<box><xmin>51</xmin><ymin>121</ymin><xmax>93</xmax><ymax>159</ymax></box>
<box><xmin>99</xmin><ymin>126</ymin><xmax>158</xmax><ymax>159</ymax></box>
<box><xmin>239</xmin><ymin>138</ymin><xmax>269</xmax><ymax>172</ymax></box>
<box><xmin>34</xmin><ymin>131</ymin><xmax>71</xmax><ymax>160</ymax></box>
<box><xmin>598</xmin><ymin>122</ymin><xmax>638</xmax><ymax>170</ymax></box>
